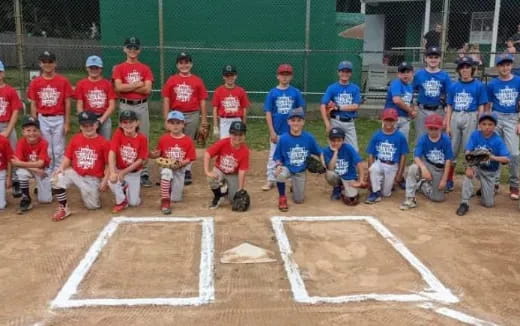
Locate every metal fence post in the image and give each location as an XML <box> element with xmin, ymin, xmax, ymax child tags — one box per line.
<box><xmin>13</xmin><ymin>0</ymin><xmax>25</xmax><ymax>99</ymax></box>
<box><xmin>440</xmin><ymin>0</ymin><xmax>450</xmax><ymax>67</ymax></box>
<box><xmin>303</xmin><ymin>0</ymin><xmax>311</xmax><ymax>93</ymax></box>
<box><xmin>158</xmin><ymin>0</ymin><xmax>165</xmax><ymax>87</ymax></box>
<box><xmin>490</xmin><ymin>0</ymin><xmax>502</xmax><ymax>68</ymax></box>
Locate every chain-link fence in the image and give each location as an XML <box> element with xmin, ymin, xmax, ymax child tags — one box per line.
<box><xmin>1</xmin><ymin>0</ymin><xmax>520</xmax><ymax>116</ymax></box>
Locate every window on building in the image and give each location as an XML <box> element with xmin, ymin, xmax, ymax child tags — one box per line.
<box><xmin>469</xmin><ymin>11</ymin><xmax>493</xmax><ymax>44</ymax></box>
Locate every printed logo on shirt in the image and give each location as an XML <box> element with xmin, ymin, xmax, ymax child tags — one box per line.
<box><xmin>38</xmin><ymin>85</ymin><xmax>60</xmax><ymax>107</ymax></box>
<box><xmin>376</xmin><ymin>140</ymin><xmax>397</xmax><ymax>162</ymax></box>
<box><xmin>423</xmin><ymin>79</ymin><xmax>442</xmax><ymax>97</ymax></box>
<box><xmin>28</xmin><ymin>151</ymin><xmax>38</xmax><ymax>162</ymax></box>
<box><xmin>86</xmin><ymin>88</ymin><xmax>107</xmax><ymax>109</ymax></box>
<box><xmin>165</xmin><ymin>145</ymin><xmax>186</xmax><ymax>161</ymax></box>
<box><xmin>275</xmin><ymin>95</ymin><xmax>293</xmax><ymax>114</ymax></box>
<box><xmin>335</xmin><ymin>92</ymin><xmax>353</xmax><ymax>105</ymax></box>
<box><xmin>402</xmin><ymin>92</ymin><xmax>413</xmax><ymax>105</ymax></box>
<box><xmin>287</xmin><ymin>144</ymin><xmax>309</xmax><ymax>167</ymax></box>
<box><xmin>426</xmin><ymin>148</ymin><xmax>445</xmax><ymax>164</ymax></box>
<box><xmin>75</xmin><ymin>146</ymin><xmax>98</xmax><ymax>169</ymax></box>
<box><xmin>174</xmin><ymin>82</ymin><xmax>194</xmax><ymax>103</ymax></box>
<box><xmin>335</xmin><ymin>159</ymin><xmax>349</xmax><ymax>175</ymax></box>
<box><xmin>220</xmin><ymin>154</ymin><xmax>238</xmax><ymax>173</ymax></box>
<box><xmin>120</xmin><ymin>144</ymin><xmax>137</xmax><ymax>165</ymax></box>
<box><xmin>0</xmin><ymin>97</ymin><xmax>8</xmax><ymax>116</ymax></box>
<box><xmin>126</xmin><ymin>70</ymin><xmax>142</xmax><ymax>84</ymax></box>
<box><xmin>496</xmin><ymin>86</ymin><xmax>518</xmax><ymax>107</ymax></box>
<box><xmin>222</xmin><ymin>95</ymin><xmax>240</xmax><ymax>113</ymax></box>
<box><xmin>454</xmin><ymin>90</ymin><xmax>473</xmax><ymax>111</ymax></box>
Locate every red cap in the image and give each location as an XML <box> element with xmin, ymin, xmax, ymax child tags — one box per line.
<box><xmin>381</xmin><ymin>108</ymin><xmax>398</xmax><ymax>121</ymax></box>
<box><xmin>424</xmin><ymin>114</ymin><xmax>443</xmax><ymax>129</ymax></box>
<box><xmin>277</xmin><ymin>64</ymin><xmax>293</xmax><ymax>74</ymax></box>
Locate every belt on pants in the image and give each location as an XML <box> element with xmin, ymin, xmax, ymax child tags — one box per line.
<box><xmin>420</xmin><ymin>104</ymin><xmax>442</xmax><ymax>111</ymax></box>
<box><xmin>39</xmin><ymin>113</ymin><xmax>63</xmax><ymax>117</ymax></box>
<box><xmin>120</xmin><ymin>98</ymin><xmax>148</xmax><ymax>105</ymax></box>
<box><xmin>426</xmin><ymin>159</ymin><xmax>445</xmax><ymax>169</ymax></box>
<box><xmin>379</xmin><ymin>159</ymin><xmax>395</xmax><ymax>165</ymax></box>
<box><xmin>330</xmin><ymin>113</ymin><xmax>353</xmax><ymax>122</ymax></box>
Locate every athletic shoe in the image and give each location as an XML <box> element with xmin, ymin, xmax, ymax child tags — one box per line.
<box><xmin>112</xmin><ymin>200</ymin><xmax>128</xmax><ymax>213</ymax></box>
<box><xmin>140</xmin><ymin>175</ymin><xmax>153</xmax><ymax>188</ymax></box>
<box><xmin>278</xmin><ymin>195</ymin><xmax>289</xmax><ymax>212</ymax></box>
<box><xmin>209</xmin><ymin>195</ymin><xmax>225</xmax><ymax>209</ymax></box>
<box><xmin>17</xmin><ymin>196</ymin><xmax>33</xmax><ymax>214</ymax></box>
<box><xmin>52</xmin><ymin>205</ymin><xmax>71</xmax><ymax>222</ymax></box>
<box><xmin>184</xmin><ymin>170</ymin><xmax>193</xmax><ymax>185</ymax></box>
<box><xmin>400</xmin><ymin>197</ymin><xmax>417</xmax><ymax>210</ymax></box>
<box><xmin>161</xmin><ymin>199</ymin><xmax>172</xmax><ymax>214</ymax></box>
<box><xmin>456</xmin><ymin>203</ymin><xmax>469</xmax><ymax>216</ymax></box>
<box><xmin>365</xmin><ymin>191</ymin><xmax>382</xmax><ymax>204</ymax></box>
<box><xmin>12</xmin><ymin>181</ymin><xmax>22</xmax><ymax>198</ymax></box>
<box><xmin>330</xmin><ymin>186</ymin><xmax>342</xmax><ymax>200</ymax></box>
<box><xmin>509</xmin><ymin>187</ymin><xmax>519</xmax><ymax>200</ymax></box>
<box><xmin>261</xmin><ymin>181</ymin><xmax>275</xmax><ymax>191</ymax></box>
<box><xmin>445</xmin><ymin>180</ymin><xmax>454</xmax><ymax>193</ymax></box>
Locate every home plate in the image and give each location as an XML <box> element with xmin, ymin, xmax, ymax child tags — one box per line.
<box><xmin>220</xmin><ymin>242</ymin><xmax>276</xmax><ymax>264</ymax></box>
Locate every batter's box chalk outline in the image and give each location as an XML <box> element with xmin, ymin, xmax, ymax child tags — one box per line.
<box><xmin>51</xmin><ymin>216</ymin><xmax>215</xmax><ymax>308</ymax></box>
<box><xmin>271</xmin><ymin>215</ymin><xmax>459</xmax><ymax>305</ymax></box>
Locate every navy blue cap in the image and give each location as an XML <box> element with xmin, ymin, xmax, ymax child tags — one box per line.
<box><xmin>119</xmin><ymin>110</ymin><xmax>138</xmax><ymax>121</ymax></box>
<box><xmin>328</xmin><ymin>127</ymin><xmax>345</xmax><ymax>139</ymax></box>
<box><xmin>287</xmin><ymin>108</ymin><xmax>305</xmax><ymax>120</ymax></box>
<box><xmin>338</xmin><ymin>61</ymin><xmax>353</xmax><ymax>71</ymax></box>
<box><xmin>495</xmin><ymin>53</ymin><xmax>514</xmax><ymax>66</ymax></box>
<box><xmin>78</xmin><ymin>111</ymin><xmax>99</xmax><ymax>124</ymax></box>
<box><xmin>425</xmin><ymin>46</ymin><xmax>441</xmax><ymax>56</ymax></box>
<box><xmin>479</xmin><ymin>113</ymin><xmax>498</xmax><ymax>125</ymax></box>
<box><xmin>176</xmin><ymin>52</ymin><xmax>192</xmax><ymax>63</ymax></box>
<box><xmin>456</xmin><ymin>56</ymin><xmax>475</xmax><ymax>68</ymax></box>
<box><xmin>21</xmin><ymin>116</ymin><xmax>40</xmax><ymax>129</ymax></box>
<box><xmin>398</xmin><ymin>61</ymin><xmax>414</xmax><ymax>72</ymax></box>
<box><xmin>229</xmin><ymin>121</ymin><xmax>247</xmax><ymax>134</ymax></box>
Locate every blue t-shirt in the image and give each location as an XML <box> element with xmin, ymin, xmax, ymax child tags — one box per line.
<box><xmin>384</xmin><ymin>79</ymin><xmax>414</xmax><ymax>117</ymax></box>
<box><xmin>487</xmin><ymin>76</ymin><xmax>520</xmax><ymax>114</ymax></box>
<box><xmin>465</xmin><ymin>130</ymin><xmax>510</xmax><ymax>172</ymax></box>
<box><xmin>274</xmin><ymin>131</ymin><xmax>322</xmax><ymax>174</ymax></box>
<box><xmin>321</xmin><ymin>82</ymin><xmax>362</xmax><ymax>119</ymax></box>
<box><xmin>366</xmin><ymin>129</ymin><xmax>409</xmax><ymax>164</ymax></box>
<box><xmin>264</xmin><ymin>86</ymin><xmax>305</xmax><ymax>135</ymax></box>
<box><xmin>322</xmin><ymin>143</ymin><xmax>362</xmax><ymax>181</ymax></box>
<box><xmin>447</xmin><ymin>79</ymin><xmax>488</xmax><ymax>112</ymax></box>
<box><xmin>413</xmin><ymin>69</ymin><xmax>451</xmax><ymax>106</ymax></box>
<box><xmin>414</xmin><ymin>133</ymin><xmax>454</xmax><ymax>166</ymax></box>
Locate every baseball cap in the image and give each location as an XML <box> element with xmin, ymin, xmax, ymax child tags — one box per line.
<box><xmin>21</xmin><ymin>116</ymin><xmax>40</xmax><ymax>129</ymax></box>
<box><xmin>119</xmin><ymin>110</ymin><xmax>138</xmax><ymax>121</ymax></box>
<box><xmin>277</xmin><ymin>64</ymin><xmax>293</xmax><ymax>74</ymax></box>
<box><xmin>85</xmin><ymin>55</ymin><xmax>103</xmax><ymax>68</ymax></box>
<box><xmin>328</xmin><ymin>127</ymin><xmax>346</xmax><ymax>139</ymax></box>
<box><xmin>478</xmin><ymin>113</ymin><xmax>498</xmax><ymax>125</ymax></box>
<box><xmin>456</xmin><ymin>56</ymin><xmax>475</xmax><ymax>69</ymax></box>
<box><xmin>0</xmin><ymin>60</ymin><xmax>4</xmax><ymax>72</ymax></box>
<box><xmin>397</xmin><ymin>61</ymin><xmax>414</xmax><ymax>72</ymax></box>
<box><xmin>78</xmin><ymin>111</ymin><xmax>99</xmax><ymax>124</ymax></box>
<box><xmin>38</xmin><ymin>51</ymin><xmax>56</xmax><ymax>62</ymax></box>
<box><xmin>287</xmin><ymin>107</ymin><xmax>305</xmax><ymax>120</ymax></box>
<box><xmin>229</xmin><ymin>121</ymin><xmax>247</xmax><ymax>134</ymax></box>
<box><xmin>381</xmin><ymin>108</ymin><xmax>398</xmax><ymax>121</ymax></box>
<box><xmin>495</xmin><ymin>53</ymin><xmax>514</xmax><ymax>66</ymax></box>
<box><xmin>337</xmin><ymin>61</ymin><xmax>353</xmax><ymax>71</ymax></box>
<box><xmin>176</xmin><ymin>52</ymin><xmax>192</xmax><ymax>63</ymax></box>
<box><xmin>222</xmin><ymin>64</ymin><xmax>237</xmax><ymax>75</ymax></box>
<box><xmin>424</xmin><ymin>114</ymin><xmax>443</xmax><ymax>129</ymax></box>
<box><xmin>425</xmin><ymin>46</ymin><xmax>441</xmax><ymax>56</ymax></box>
<box><xmin>124</xmin><ymin>36</ymin><xmax>140</xmax><ymax>48</ymax></box>
<box><xmin>167</xmin><ymin>110</ymin><xmax>185</xmax><ymax>122</ymax></box>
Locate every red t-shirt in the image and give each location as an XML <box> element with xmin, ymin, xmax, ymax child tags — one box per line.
<box><xmin>206</xmin><ymin>138</ymin><xmax>249</xmax><ymax>174</ymax></box>
<box><xmin>65</xmin><ymin>133</ymin><xmax>110</xmax><ymax>178</ymax></box>
<box><xmin>161</xmin><ymin>74</ymin><xmax>208</xmax><ymax>112</ymax></box>
<box><xmin>0</xmin><ymin>135</ymin><xmax>13</xmax><ymax>170</ymax></box>
<box><xmin>15</xmin><ymin>137</ymin><xmax>50</xmax><ymax>168</ymax></box>
<box><xmin>212</xmin><ymin>85</ymin><xmax>250</xmax><ymax>118</ymax></box>
<box><xmin>74</xmin><ymin>78</ymin><xmax>117</xmax><ymax>115</ymax></box>
<box><xmin>110</xmin><ymin>128</ymin><xmax>149</xmax><ymax>170</ymax></box>
<box><xmin>156</xmin><ymin>133</ymin><xmax>196</xmax><ymax>162</ymax></box>
<box><xmin>27</xmin><ymin>74</ymin><xmax>73</xmax><ymax>115</ymax></box>
<box><xmin>0</xmin><ymin>85</ymin><xmax>23</xmax><ymax>122</ymax></box>
<box><xmin>112</xmin><ymin>62</ymin><xmax>154</xmax><ymax>100</ymax></box>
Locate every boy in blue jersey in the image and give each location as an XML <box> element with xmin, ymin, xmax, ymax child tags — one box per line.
<box><xmin>413</xmin><ymin>46</ymin><xmax>451</xmax><ymax>142</ymax></box>
<box><xmin>384</xmin><ymin>62</ymin><xmax>415</xmax><ymax>142</ymax></box>
<box><xmin>320</xmin><ymin>61</ymin><xmax>362</xmax><ymax>151</ymax></box>
<box><xmin>445</xmin><ymin>56</ymin><xmax>488</xmax><ymax>192</ymax></box>
<box><xmin>263</xmin><ymin>64</ymin><xmax>305</xmax><ymax>191</ymax></box>
<box><xmin>401</xmin><ymin>114</ymin><xmax>453</xmax><ymax>210</ymax></box>
<box><xmin>323</xmin><ymin>127</ymin><xmax>366</xmax><ymax>205</ymax></box>
<box><xmin>486</xmin><ymin>53</ymin><xmax>520</xmax><ymax>200</ymax></box>
<box><xmin>456</xmin><ymin>114</ymin><xmax>510</xmax><ymax>216</ymax></box>
<box><xmin>365</xmin><ymin>109</ymin><xmax>409</xmax><ymax>204</ymax></box>
<box><xmin>273</xmin><ymin>108</ymin><xmax>321</xmax><ymax>212</ymax></box>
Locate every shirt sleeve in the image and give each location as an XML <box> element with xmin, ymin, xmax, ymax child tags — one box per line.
<box><xmin>9</xmin><ymin>88</ymin><xmax>23</xmax><ymax>110</ymax></box>
<box><xmin>310</xmin><ymin>136</ymin><xmax>322</xmax><ymax>156</ymax></box>
<box><xmin>389</xmin><ymin>80</ymin><xmax>402</xmax><ymax>97</ymax></box>
<box><xmin>273</xmin><ymin>139</ymin><xmax>283</xmax><ymax>163</ymax></box>
<box><xmin>240</xmin><ymin>89</ymin><xmax>250</xmax><ymax>108</ymax></box>
<box><xmin>366</xmin><ymin>133</ymin><xmax>377</xmax><ymax>156</ymax></box>
<box><xmin>443</xmin><ymin>74</ymin><xmax>451</xmax><ymax>94</ymax></box>
<box><xmin>400</xmin><ymin>134</ymin><xmax>409</xmax><ymax>155</ymax></box>
<box><xmin>477</xmin><ymin>82</ymin><xmax>489</xmax><ymax>106</ymax></box>
<box><xmin>64</xmin><ymin>139</ymin><xmax>75</xmax><ymax>159</ymax></box>
<box><xmin>447</xmin><ymin>85</ymin><xmax>455</xmax><ymax>106</ymax></box>
<box><xmin>144</xmin><ymin>65</ymin><xmax>154</xmax><ymax>82</ymax></box>
<box><xmin>263</xmin><ymin>91</ymin><xmax>274</xmax><ymax>113</ymax></box>
<box><xmin>348</xmin><ymin>145</ymin><xmax>363</xmax><ymax>165</ymax></box>
<box><xmin>414</xmin><ymin>136</ymin><xmax>425</xmax><ymax>158</ymax></box>
<box><xmin>353</xmin><ymin>86</ymin><xmax>362</xmax><ymax>104</ymax></box>
<box><xmin>464</xmin><ymin>132</ymin><xmax>477</xmax><ymax>151</ymax></box>
<box><xmin>211</xmin><ymin>88</ymin><xmax>220</xmax><ymax>107</ymax></box>
<box><xmin>185</xmin><ymin>138</ymin><xmax>196</xmax><ymax>161</ymax></box>
<box><xmin>109</xmin><ymin>130</ymin><xmax>120</xmax><ymax>153</ymax></box>
<box><xmin>206</xmin><ymin>139</ymin><xmax>222</xmax><ymax>158</ymax></box>
<box><xmin>14</xmin><ymin>141</ymin><xmax>24</xmax><ymax>160</ymax></box>
<box><xmin>294</xmin><ymin>89</ymin><xmax>305</xmax><ymax>109</ymax></box>
<box><xmin>497</xmin><ymin>139</ymin><xmax>511</xmax><ymax>157</ymax></box>
<box><xmin>199</xmin><ymin>79</ymin><xmax>208</xmax><ymax>100</ymax></box>
<box><xmin>107</xmin><ymin>81</ymin><xmax>117</xmax><ymax>100</ymax></box>
<box><xmin>321</xmin><ymin>86</ymin><xmax>333</xmax><ymax>105</ymax></box>
<box><xmin>112</xmin><ymin>64</ymin><xmax>122</xmax><ymax>80</ymax></box>
<box><xmin>161</xmin><ymin>78</ymin><xmax>172</xmax><ymax>99</ymax></box>
<box><xmin>64</xmin><ymin>79</ymin><xmax>74</xmax><ymax>98</ymax></box>
<box><xmin>73</xmin><ymin>81</ymin><xmax>83</xmax><ymax>101</ymax></box>
<box><xmin>444</xmin><ymin>137</ymin><xmax>455</xmax><ymax>160</ymax></box>
<box><xmin>138</xmin><ymin>135</ymin><xmax>149</xmax><ymax>160</ymax></box>
<box><xmin>27</xmin><ymin>80</ymin><xmax>37</xmax><ymax>101</ymax></box>
<box><xmin>238</xmin><ymin>147</ymin><xmax>250</xmax><ymax>171</ymax></box>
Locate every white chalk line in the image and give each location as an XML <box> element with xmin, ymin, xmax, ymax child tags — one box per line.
<box><xmin>419</xmin><ymin>303</ymin><xmax>500</xmax><ymax>326</ymax></box>
<box><xmin>51</xmin><ymin>216</ymin><xmax>215</xmax><ymax>308</ymax></box>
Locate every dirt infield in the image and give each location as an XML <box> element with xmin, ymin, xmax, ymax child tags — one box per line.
<box><xmin>1</xmin><ymin>150</ymin><xmax>519</xmax><ymax>325</ymax></box>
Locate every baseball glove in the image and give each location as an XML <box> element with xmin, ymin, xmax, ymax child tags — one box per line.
<box><xmin>232</xmin><ymin>189</ymin><xmax>250</xmax><ymax>212</ymax></box>
<box><xmin>155</xmin><ymin>157</ymin><xmax>182</xmax><ymax>170</ymax></box>
<box><xmin>306</xmin><ymin>155</ymin><xmax>326</xmax><ymax>174</ymax></box>
<box><xmin>326</xmin><ymin>101</ymin><xmax>338</xmax><ymax>115</ymax></box>
<box><xmin>196</xmin><ymin>122</ymin><xmax>210</xmax><ymax>146</ymax></box>
<box><xmin>341</xmin><ymin>194</ymin><xmax>360</xmax><ymax>206</ymax></box>
<box><xmin>465</xmin><ymin>148</ymin><xmax>491</xmax><ymax>167</ymax></box>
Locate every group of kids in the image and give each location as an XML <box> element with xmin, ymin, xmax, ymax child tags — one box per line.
<box><xmin>0</xmin><ymin>37</ymin><xmax>519</xmax><ymax>220</ymax></box>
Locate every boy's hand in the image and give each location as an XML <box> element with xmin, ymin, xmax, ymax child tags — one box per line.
<box><xmin>274</xmin><ymin>165</ymin><xmax>283</xmax><ymax>177</ymax></box>
<box><xmin>438</xmin><ymin>177</ymin><xmax>447</xmax><ymax>190</ymax></box>
<box><xmin>99</xmin><ymin>179</ymin><xmax>108</xmax><ymax>192</ymax></box>
<box><xmin>109</xmin><ymin>171</ymin><xmax>118</xmax><ymax>183</ymax></box>
<box><xmin>270</xmin><ymin>132</ymin><xmax>278</xmax><ymax>144</ymax></box>
<box><xmin>149</xmin><ymin>149</ymin><xmax>160</xmax><ymax>159</ymax></box>
<box><xmin>420</xmin><ymin>166</ymin><xmax>433</xmax><ymax>181</ymax></box>
<box><xmin>465</xmin><ymin>167</ymin><xmax>474</xmax><ymax>178</ymax></box>
<box><xmin>33</xmin><ymin>168</ymin><xmax>46</xmax><ymax>178</ymax></box>
<box><xmin>0</xmin><ymin>130</ymin><xmax>8</xmax><ymax>138</ymax></box>
<box><xmin>206</xmin><ymin>170</ymin><xmax>218</xmax><ymax>179</ymax></box>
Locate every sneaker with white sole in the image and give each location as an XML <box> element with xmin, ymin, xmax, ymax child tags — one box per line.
<box><xmin>52</xmin><ymin>205</ymin><xmax>71</xmax><ymax>222</ymax></box>
<box><xmin>261</xmin><ymin>181</ymin><xmax>275</xmax><ymax>191</ymax></box>
<box><xmin>400</xmin><ymin>197</ymin><xmax>417</xmax><ymax>210</ymax></box>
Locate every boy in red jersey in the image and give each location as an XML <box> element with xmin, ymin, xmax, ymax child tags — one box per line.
<box><xmin>0</xmin><ymin>133</ymin><xmax>13</xmax><ymax>210</ymax></box>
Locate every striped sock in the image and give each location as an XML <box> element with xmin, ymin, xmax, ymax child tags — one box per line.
<box><xmin>160</xmin><ymin>179</ymin><xmax>171</xmax><ymax>200</ymax></box>
<box><xmin>52</xmin><ymin>188</ymin><xmax>67</xmax><ymax>206</ymax></box>
<box><xmin>19</xmin><ymin>179</ymin><xmax>30</xmax><ymax>197</ymax></box>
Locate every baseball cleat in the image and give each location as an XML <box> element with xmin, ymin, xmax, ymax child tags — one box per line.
<box><xmin>12</xmin><ymin>181</ymin><xmax>22</xmax><ymax>198</ymax></box>
<box><xmin>509</xmin><ymin>187</ymin><xmax>519</xmax><ymax>200</ymax></box>
<box><xmin>330</xmin><ymin>186</ymin><xmax>342</xmax><ymax>200</ymax></box>
<box><xmin>161</xmin><ymin>199</ymin><xmax>172</xmax><ymax>214</ymax></box>
<box><xmin>184</xmin><ymin>171</ymin><xmax>193</xmax><ymax>185</ymax></box>
<box><xmin>17</xmin><ymin>196</ymin><xmax>33</xmax><ymax>214</ymax></box>
<box><xmin>112</xmin><ymin>200</ymin><xmax>128</xmax><ymax>213</ymax></box>
<box><xmin>209</xmin><ymin>196</ymin><xmax>225</xmax><ymax>209</ymax></box>
<box><xmin>400</xmin><ymin>197</ymin><xmax>417</xmax><ymax>210</ymax></box>
<box><xmin>52</xmin><ymin>205</ymin><xmax>71</xmax><ymax>222</ymax></box>
<box><xmin>261</xmin><ymin>181</ymin><xmax>275</xmax><ymax>191</ymax></box>
<box><xmin>278</xmin><ymin>196</ymin><xmax>289</xmax><ymax>212</ymax></box>
<box><xmin>365</xmin><ymin>191</ymin><xmax>382</xmax><ymax>204</ymax></box>
<box><xmin>140</xmin><ymin>175</ymin><xmax>153</xmax><ymax>188</ymax></box>
<box><xmin>445</xmin><ymin>180</ymin><xmax>454</xmax><ymax>193</ymax></box>
<box><xmin>456</xmin><ymin>203</ymin><xmax>469</xmax><ymax>216</ymax></box>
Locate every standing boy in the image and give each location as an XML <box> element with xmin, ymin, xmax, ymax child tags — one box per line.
<box><xmin>384</xmin><ymin>62</ymin><xmax>415</xmax><ymax>142</ymax></box>
<box><xmin>0</xmin><ymin>133</ymin><xmax>12</xmax><ymax>210</ymax></box>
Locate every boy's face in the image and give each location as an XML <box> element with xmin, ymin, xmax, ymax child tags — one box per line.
<box><xmin>497</xmin><ymin>62</ymin><xmax>512</xmax><ymax>76</ymax></box>
<box><xmin>382</xmin><ymin>119</ymin><xmax>396</xmax><ymax>130</ymax></box>
<box><xmin>479</xmin><ymin>119</ymin><xmax>496</xmax><ymax>135</ymax></box>
<box><xmin>80</xmin><ymin>122</ymin><xmax>98</xmax><ymax>137</ymax></box>
<box><xmin>399</xmin><ymin>70</ymin><xmax>413</xmax><ymax>83</ymax></box>
<box><xmin>338</xmin><ymin>69</ymin><xmax>352</xmax><ymax>82</ymax></box>
<box><xmin>426</xmin><ymin>126</ymin><xmax>441</xmax><ymax>139</ymax></box>
<box><xmin>277</xmin><ymin>72</ymin><xmax>292</xmax><ymax>85</ymax></box>
<box><xmin>230</xmin><ymin>131</ymin><xmax>246</xmax><ymax>146</ymax></box>
<box><xmin>124</xmin><ymin>46</ymin><xmax>140</xmax><ymax>59</ymax></box>
<box><xmin>39</xmin><ymin>60</ymin><xmax>56</xmax><ymax>74</ymax></box>
<box><xmin>87</xmin><ymin>66</ymin><xmax>102</xmax><ymax>78</ymax></box>
<box><xmin>425</xmin><ymin>55</ymin><xmax>440</xmax><ymax>68</ymax></box>
<box><xmin>22</xmin><ymin>126</ymin><xmax>40</xmax><ymax>143</ymax></box>
<box><xmin>176</xmin><ymin>60</ymin><xmax>192</xmax><ymax>74</ymax></box>
<box><xmin>223</xmin><ymin>74</ymin><xmax>237</xmax><ymax>85</ymax></box>
<box><xmin>458</xmin><ymin>65</ymin><xmax>473</xmax><ymax>79</ymax></box>
<box><xmin>120</xmin><ymin>119</ymin><xmax>139</xmax><ymax>133</ymax></box>
<box><xmin>288</xmin><ymin>117</ymin><xmax>304</xmax><ymax>131</ymax></box>
<box><xmin>329</xmin><ymin>137</ymin><xmax>343</xmax><ymax>150</ymax></box>
<box><xmin>167</xmin><ymin>119</ymin><xmax>184</xmax><ymax>133</ymax></box>
<box><xmin>507</xmin><ymin>40</ymin><xmax>514</xmax><ymax>47</ymax></box>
